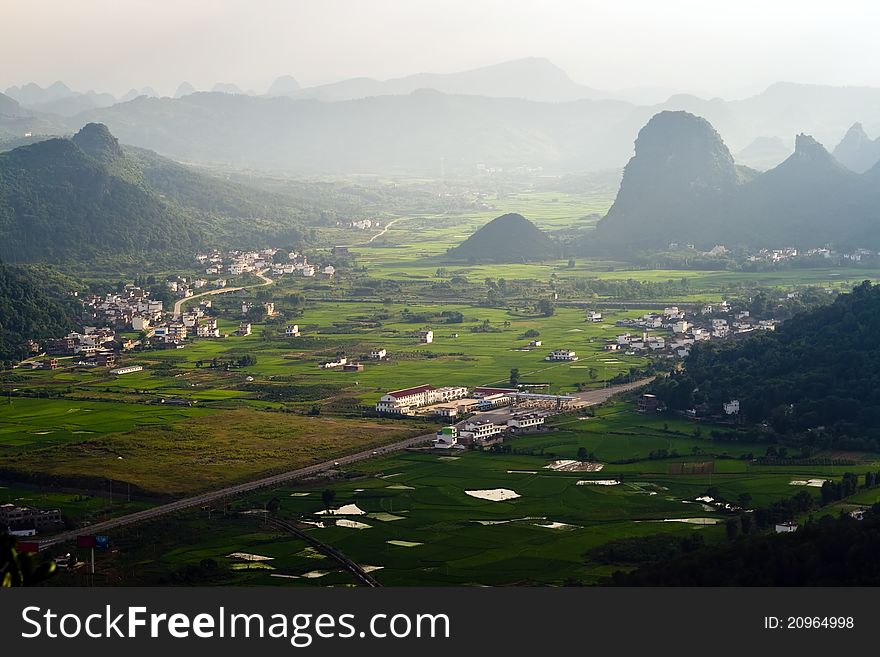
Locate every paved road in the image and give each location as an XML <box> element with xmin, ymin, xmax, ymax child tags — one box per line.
<box><xmin>37</xmin><ymin>430</ymin><xmax>433</xmax><ymax>550</ymax></box>
<box><xmin>37</xmin><ymin>378</ymin><xmax>652</xmax><ymax>550</ymax></box>
<box><xmin>171</xmin><ymin>270</ymin><xmax>274</xmax><ymax>320</ymax></box>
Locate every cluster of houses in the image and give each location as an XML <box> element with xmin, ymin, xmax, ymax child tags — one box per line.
<box><xmin>82</xmin><ymin>285</ymin><xmax>164</xmax><ymax>329</ymax></box>
<box><xmin>432</xmin><ymin>413</ymin><xmax>547</xmax><ymax>450</ymax></box>
<box><xmin>612</xmin><ymin>304</ymin><xmax>778</xmax><ymax>358</ymax></box>
<box><xmin>196</xmin><ymin>248</ymin><xmax>334</xmax><ymax>280</ymax></box>
<box><xmin>164</xmin><ymin>276</ymin><xmax>219</xmax><ymax>299</ymax></box>
<box><xmin>375</xmin><ymin>383</ymin><xmax>561</xmax><ymax>418</ymax></box>
<box><xmin>336</xmin><ymin>219</ymin><xmax>376</xmax><ymax>230</ymax></box>
<box><xmin>0</xmin><ymin>503</ymin><xmax>62</xmax><ymax>537</ymax></box>
<box><xmin>748</xmin><ymin>247</ymin><xmax>799</xmax><ymax>263</ymax></box>
<box><xmin>319</xmin><ymin>356</ymin><xmax>364</xmax><ymax>372</ymax></box>
<box><xmin>747</xmin><ymin>246</ymin><xmax>879</xmax><ymax>264</ymax></box>
<box><xmin>43</xmin><ymin>327</ymin><xmax>126</xmax><ymax>366</ymax></box>
<box><xmin>151</xmin><ymin>300</ymin><xmax>221</xmax><ymax>346</ymax></box>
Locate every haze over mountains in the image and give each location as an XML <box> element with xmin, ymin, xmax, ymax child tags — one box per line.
<box><xmin>4</xmin><ymin>59</ymin><xmax>880</xmax><ymax>175</ymax></box>
<box><xmin>833</xmin><ymin>122</ymin><xmax>880</xmax><ymax>173</ymax></box>
<box><xmin>591</xmin><ymin>110</ymin><xmax>880</xmax><ymax>252</ymax></box>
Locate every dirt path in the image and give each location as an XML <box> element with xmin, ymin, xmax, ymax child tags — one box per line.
<box><xmin>366</xmin><ymin>217</ymin><xmax>406</xmax><ymax>243</ymax></box>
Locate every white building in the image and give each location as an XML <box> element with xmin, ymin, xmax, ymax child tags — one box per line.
<box><xmin>433</xmin><ymin>426</ymin><xmax>459</xmax><ymax>449</ymax></box>
<box><xmin>110</xmin><ymin>365</ymin><xmax>144</xmax><ymax>375</ymax></box>
<box><xmin>587</xmin><ymin>311</ymin><xmax>603</xmax><ymax>322</ymax></box>
<box><xmin>285</xmin><ymin>324</ymin><xmax>301</xmax><ymax>337</ymax></box>
<box><xmin>460</xmin><ymin>420</ymin><xmax>505</xmax><ymax>444</ymax></box>
<box><xmin>723</xmin><ymin>400</ymin><xmax>740</xmax><ymax>415</ymax></box>
<box><xmin>237</xmin><ymin>322</ymin><xmax>252</xmax><ymax>336</ymax></box>
<box><xmin>419</xmin><ymin>330</ymin><xmax>434</xmax><ymax>344</ymax></box>
<box><xmin>197</xmin><ymin>318</ymin><xmax>220</xmax><ymax>338</ymax></box>
<box><xmin>546</xmin><ymin>349</ymin><xmax>578</xmax><ymax>361</ymax></box>
<box><xmin>507</xmin><ymin>414</ymin><xmax>545</xmax><ymax>431</ymax></box>
<box><xmin>375</xmin><ymin>384</ymin><xmax>468</xmax><ymax>414</ymax></box>
<box><xmin>370</xmin><ymin>348</ymin><xmax>387</xmax><ymax>360</ymax></box>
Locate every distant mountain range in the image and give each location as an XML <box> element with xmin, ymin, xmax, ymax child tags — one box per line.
<box><xmin>0</xmin><ymin>124</ymin><xmax>315</xmax><ymax>264</ymax></box>
<box><xmin>290</xmin><ymin>58</ymin><xmax>602</xmax><ymax>103</ymax></box>
<box><xmin>447</xmin><ymin>213</ymin><xmax>559</xmax><ymax>262</ymax></box>
<box><xmin>590</xmin><ymin>110</ymin><xmax>880</xmax><ymax>252</ymax></box>
<box><xmin>5</xmin><ymin>61</ymin><xmax>880</xmax><ymax>174</ymax></box>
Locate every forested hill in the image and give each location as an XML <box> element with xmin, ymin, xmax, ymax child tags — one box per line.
<box><xmin>0</xmin><ymin>263</ymin><xmax>83</xmax><ymax>363</ymax></box>
<box><xmin>447</xmin><ymin>213</ymin><xmax>559</xmax><ymax>262</ymax></box>
<box><xmin>0</xmin><ymin>124</ymin><xmax>312</xmax><ymax>265</ymax></box>
<box><xmin>653</xmin><ymin>281</ymin><xmax>880</xmax><ymax>450</ymax></box>
<box><xmin>612</xmin><ymin>507</ymin><xmax>880</xmax><ymax>586</ymax></box>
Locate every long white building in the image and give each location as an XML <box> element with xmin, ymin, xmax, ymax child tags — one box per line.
<box><xmin>376</xmin><ymin>384</ymin><xmax>468</xmax><ymax>414</ymax></box>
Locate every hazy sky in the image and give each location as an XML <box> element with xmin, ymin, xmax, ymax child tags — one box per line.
<box><xmin>2</xmin><ymin>0</ymin><xmax>877</xmax><ymax>98</ymax></box>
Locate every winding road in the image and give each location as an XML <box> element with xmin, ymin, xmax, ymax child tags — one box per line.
<box><xmin>172</xmin><ymin>269</ymin><xmax>274</xmax><ymax>320</ymax></box>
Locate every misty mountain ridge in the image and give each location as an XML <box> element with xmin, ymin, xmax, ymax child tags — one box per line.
<box><xmin>8</xmin><ymin>61</ymin><xmax>880</xmax><ymax>174</ymax></box>
<box><xmin>833</xmin><ymin>122</ymin><xmax>880</xmax><ymax>173</ymax></box>
<box><xmin>266</xmin><ymin>75</ymin><xmax>302</xmax><ymax>97</ymax></box>
<box><xmin>592</xmin><ymin>110</ymin><xmax>880</xmax><ymax>252</ymax></box>
<box><xmin>734</xmin><ymin>135</ymin><xmax>792</xmax><ymax>170</ymax></box>
<box><xmin>4</xmin><ymin>81</ymin><xmax>117</xmax><ymax>117</ymax></box>
<box><xmin>293</xmin><ymin>57</ymin><xmax>603</xmax><ymax>102</ymax></box>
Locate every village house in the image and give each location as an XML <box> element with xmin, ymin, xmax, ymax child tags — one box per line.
<box><xmin>197</xmin><ymin>318</ymin><xmax>220</xmax><ymax>338</ymax></box>
<box><xmin>237</xmin><ymin>322</ymin><xmax>252</xmax><ymax>336</ymax></box>
<box><xmin>433</xmin><ymin>426</ymin><xmax>460</xmax><ymax>450</ymax></box>
<box><xmin>459</xmin><ymin>420</ymin><xmax>505</xmax><ymax>446</ymax></box>
<box><xmin>0</xmin><ymin>503</ymin><xmax>62</xmax><ymax>535</ymax></box>
<box><xmin>723</xmin><ymin>400</ymin><xmax>740</xmax><ymax>415</ymax></box>
<box><xmin>419</xmin><ymin>329</ymin><xmax>434</xmax><ymax>344</ymax></box>
<box><xmin>343</xmin><ymin>362</ymin><xmax>364</xmax><ymax>372</ymax></box>
<box><xmin>370</xmin><ymin>348</ymin><xmax>387</xmax><ymax>359</ymax></box>
<box><xmin>546</xmin><ymin>349</ymin><xmax>578</xmax><ymax>361</ymax></box>
<box><xmin>321</xmin><ymin>357</ymin><xmax>348</xmax><ymax>369</ymax></box>
<box><xmin>507</xmin><ymin>414</ymin><xmax>545</xmax><ymax>431</ymax></box>
<box><xmin>587</xmin><ymin>311</ymin><xmax>603</xmax><ymax>322</ymax></box>
<box><xmin>637</xmin><ymin>393</ymin><xmax>660</xmax><ymax>413</ymax></box>
<box><xmin>285</xmin><ymin>324</ymin><xmax>301</xmax><ymax>337</ymax></box>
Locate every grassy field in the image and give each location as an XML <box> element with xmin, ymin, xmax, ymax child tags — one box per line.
<box><xmin>1</xmin><ymin>409</ymin><xmax>426</xmax><ymax>496</ymax></box>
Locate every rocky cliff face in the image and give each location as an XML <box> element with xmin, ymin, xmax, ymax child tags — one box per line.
<box><xmin>594</xmin><ymin>111</ymin><xmax>739</xmax><ymax>249</ymax></box>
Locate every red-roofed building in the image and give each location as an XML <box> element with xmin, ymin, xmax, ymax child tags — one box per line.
<box><xmin>376</xmin><ymin>384</ymin><xmax>468</xmax><ymax>414</ymax></box>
